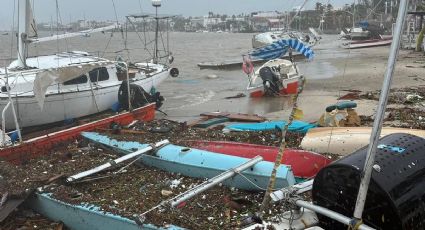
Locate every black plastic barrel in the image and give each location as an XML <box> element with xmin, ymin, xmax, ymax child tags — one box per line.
<box><xmin>312</xmin><ymin>133</ymin><xmax>425</xmax><ymax>230</ymax></box>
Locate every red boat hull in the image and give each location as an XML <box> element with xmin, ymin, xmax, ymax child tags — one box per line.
<box><xmin>0</xmin><ymin>104</ymin><xmax>156</xmax><ymax>164</ymax></box>
<box><xmin>185</xmin><ymin>140</ymin><xmax>332</xmax><ymax>179</ymax></box>
<box><xmin>249</xmin><ymin>79</ymin><xmax>298</xmax><ymax>97</ymax></box>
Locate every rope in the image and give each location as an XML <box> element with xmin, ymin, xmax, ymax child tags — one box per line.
<box><xmin>348</xmin><ymin>218</ymin><xmax>363</xmax><ymax>230</ymax></box>
<box><xmin>258</xmin><ymin>60</ymin><xmax>306</xmax><ymax>216</ymax></box>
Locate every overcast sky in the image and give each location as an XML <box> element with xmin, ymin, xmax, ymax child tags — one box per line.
<box><xmin>0</xmin><ymin>0</ymin><xmax>353</xmax><ymax>30</ymax></box>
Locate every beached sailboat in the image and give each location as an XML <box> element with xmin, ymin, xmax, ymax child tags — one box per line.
<box><xmin>0</xmin><ymin>0</ymin><xmax>177</xmax><ymax>132</ymax></box>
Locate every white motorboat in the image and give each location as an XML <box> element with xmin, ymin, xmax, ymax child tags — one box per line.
<box><xmin>244</xmin><ymin>38</ymin><xmax>314</xmax><ymax>97</ymax></box>
<box><xmin>0</xmin><ymin>0</ymin><xmax>177</xmax><ymax>131</ymax></box>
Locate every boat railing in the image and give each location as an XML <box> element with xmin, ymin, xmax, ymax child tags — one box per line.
<box><xmin>1</xmin><ymin>67</ymin><xmax>22</xmax><ymax>147</ymax></box>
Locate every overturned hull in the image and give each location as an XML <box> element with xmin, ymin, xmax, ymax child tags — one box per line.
<box><xmin>82</xmin><ymin>132</ymin><xmax>296</xmax><ymax>191</ymax></box>
<box><xmin>28</xmin><ymin>193</ymin><xmax>183</xmax><ymax>230</ymax></box>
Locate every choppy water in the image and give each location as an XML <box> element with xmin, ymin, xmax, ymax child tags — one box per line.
<box><xmin>0</xmin><ymin>32</ymin><xmax>346</xmax><ymax>121</ymax></box>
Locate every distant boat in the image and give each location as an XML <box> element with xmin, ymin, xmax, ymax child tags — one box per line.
<box><xmin>342</xmin><ymin>36</ymin><xmax>393</xmax><ymax>49</ymax></box>
<box><xmin>1</xmin><ymin>32</ymin><xmax>9</xmax><ymax>35</ymax></box>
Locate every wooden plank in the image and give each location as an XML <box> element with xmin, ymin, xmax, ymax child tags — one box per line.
<box><xmin>200</xmin><ymin>112</ymin><xmax>266</xmax><ymax>122</ymax></box>
<box><xmin>194</xmin><ymin>117</ymin><xmax>230</xmax><ymax>128</ymax></box>
<box><xmin>200</xmin><ymin>112</ymin><xmax>230</xmax><ymax>118</ymax></box>
<box><xmin>226</xmin><ymin>113</ymin><xmax>266</xmax><ymax>122</ymax></box>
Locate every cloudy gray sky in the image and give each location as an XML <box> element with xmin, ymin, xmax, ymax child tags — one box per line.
<box><xmin>0</xmin><ymin>0</ymin><xmax>353</xmax><ymax>30</ymax></box>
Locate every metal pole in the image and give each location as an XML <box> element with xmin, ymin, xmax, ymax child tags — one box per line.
<box><xmin>353</xmin><ymin>0</ymin><xmax>409</xmax><ymax>220</ymax></box>
<box><xmin>168</xmin><ymin>156</ymin><xmax>263</xmax><ymax>207</ymax></box>
<box><xmin>67</xmin><ymin>140</ymin><xmax>169</xmax><ymax>182</ymax></box>
<box><xmin>154</xmin><ymin>7</ymin><xmax>159</xmax><ymax>64</ymax></box>
<box><xmin>294</xmin><ymin>200</ymin><xmax>375</xmax><ymax>230</ymax></box>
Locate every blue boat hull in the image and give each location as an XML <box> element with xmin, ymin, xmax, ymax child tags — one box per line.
<box><xmin>28</xmin><ymin>193</ymin><xmax>183</xmax><ymax>230</ymax></box>
<box><xmin>82</xmin><ymin>132</ymin><xmax>296</xmax><ymax>191</ymax></box>
<box><xmin>224</xmin><ymin>120</ymin><xmax>317</xmax><ymax>133</ymax></box>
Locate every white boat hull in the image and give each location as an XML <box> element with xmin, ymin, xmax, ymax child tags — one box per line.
<box><xmin>0</xmin><ymin>70</ymin><xmax>169</xmax><ymax>129</ymax></box>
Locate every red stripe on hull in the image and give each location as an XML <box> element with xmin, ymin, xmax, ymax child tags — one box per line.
<box><xmin>249</xmin><ymin>80</ymin><xmax>299</xmax><ymax>97</ymax></box>
<box><xmin>0</xmin><ymin>104</ymin><xmax>156</xmax><ymax>164</ymax></box>
<box><xmin>186</xmin><ymin>140</ymin><xmax>331</xmax><ymax>178</ymax></box>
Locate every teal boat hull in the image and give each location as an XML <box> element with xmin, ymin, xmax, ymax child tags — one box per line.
<box><xmin>223</xmin><ymin>120</ymin><xmax>317</xmax><ymax>133</ymax></box>
<box><xmin>28</xmin><ymin>193</ymin><xmax>183</xmax><ymax>230</ymax></box>
<box><xmin>82</xmin><ymin>132</ymin><xmax>296</xmax><ymax>191</ymax></box>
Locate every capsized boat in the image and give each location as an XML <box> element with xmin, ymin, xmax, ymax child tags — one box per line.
<box><xmin>252</xmin><ymin>28</ymin><xmax>320</xmax><ymax>49</ymax></box>
<box><xmin>184</xmin><ymin>140</ymin><xmax>332</xmax><ymax>179</ymax></box>
<box><xmin>28</xmin><ymin>193</ymin><xmax>183</xmax><ymax>230</ymax></box>
<box><xmin>300</xmin><ymin>126</ymin><xmax>425</xmax><ymax>156</ymax></box>
<box><xmin>243</xmin><ymin>39</ymin><xmax>314</xmax><ymax>97</ymax></box>
<box><xmin>82</xmin><ymin>132</ymin><xmax>296</xmax><ymax>191</ymax></box>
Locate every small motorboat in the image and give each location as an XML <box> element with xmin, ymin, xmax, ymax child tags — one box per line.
<box><xmin>243</xmin><ymin>39</ymin><xmax>314</xmax><ymax>97</ymax></box>
<box><xmin>246</xmin><ymin>58</ymin><xmax>301</xmax><ymax>97</ymax></box>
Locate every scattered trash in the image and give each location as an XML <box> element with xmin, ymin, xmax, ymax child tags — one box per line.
<box><xmin>338</xmin><ymin>92</ymin><xmax>360</xmax><ymax>100</ymax></box>
<box><xmin>405</xmin><ymin>94</ymin><xmax>423</xmax><ymax>103</ymax></box>
<box><xmin>170</xmin><ymin>179</ymin><xmax>181</xmax><ymax>189</ymax></box>
<box><xmin>161</xmin><ymin>190</ymin><xmax>173</xmax><ymax>197</ymax></box>
<box><xmin>206</xmin><ymin>74</ymin><xmax>219</xmax><ymax>79</ymax></box>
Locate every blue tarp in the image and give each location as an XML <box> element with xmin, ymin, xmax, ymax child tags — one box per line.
<box><xmin>249</xmin><ymin>39</ymin><xmax>315</xmax><ymax>60</ymax></box>
<box><xmin>224</xmin><ymin>120</ymin><xmax>317</xmax><ymax>133</ymax></box>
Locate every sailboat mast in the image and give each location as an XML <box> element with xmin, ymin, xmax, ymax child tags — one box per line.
<box><xmin>352</xmin><ymin>0</ymin><xmax>409</xmax><ymax>220</ymax></box>
<box><xmin>152</xmin><ymin>0</ymin><xmax>161</xmax><ymax>64</ymax></box>
<box><xmin>17</xmin><ymin>0</ymin><xmax>29</xmax><ymax>68</ymax></box>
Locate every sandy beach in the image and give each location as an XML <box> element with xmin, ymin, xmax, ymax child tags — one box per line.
<box><xmin>266</xmin><ymin>42</ymin><xmax>425</xmax><ymax>122</ymax></box>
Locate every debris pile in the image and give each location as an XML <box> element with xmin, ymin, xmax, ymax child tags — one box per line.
<box><xmin>360</xmin><ymin>86</ymin><xmax>425</xmax><ymax>129</ymax></box>
<box><xmin>1</xmin><ymin>119</ymin><xmax>307</xmax><ymax>229</ymax></box>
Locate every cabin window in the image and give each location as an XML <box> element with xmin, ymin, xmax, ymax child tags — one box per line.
<box><xmin>63</xmin><ymin>75</ymin><xmax>88</xmax><ymax>85</ymax></box>
<box><xmin>89</xmin><ymin>67</ymin><xmax>109</xmax><ymax>82</ymax></box>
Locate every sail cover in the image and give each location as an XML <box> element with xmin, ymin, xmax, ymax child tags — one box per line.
<box><xmin>26</xmin><ymin>0</ymin><xmax>38</xmax><ymax>38</ymax></box>
<box><xmin>29</xmin><ymin>24</ymin><xmax>118</xmax><ymax>44</ymax></box>
<box><xmin>249</xmin><ymin>39</ymin><xmax>314</xmax><ymax>60</ymax></box>
<box><xmin>33</xmin><ymin>62</ymin><xmax>111</xmax><ymax>110</ymax></box>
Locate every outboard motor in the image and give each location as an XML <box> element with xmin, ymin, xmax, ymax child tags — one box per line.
<box><xmin>118</xmin><ymin>81</ymin><xmax>164</xmax><ymax>110</ymax></box>
<box><xmin>259</xmin><ymin>66</ymin><xmax>281</xmax><ymax>96</ymax></box>
<box><xmin>313</xmin><ymin>133</ymin><xmax>425</xmax><ymax>230</ymax></box>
